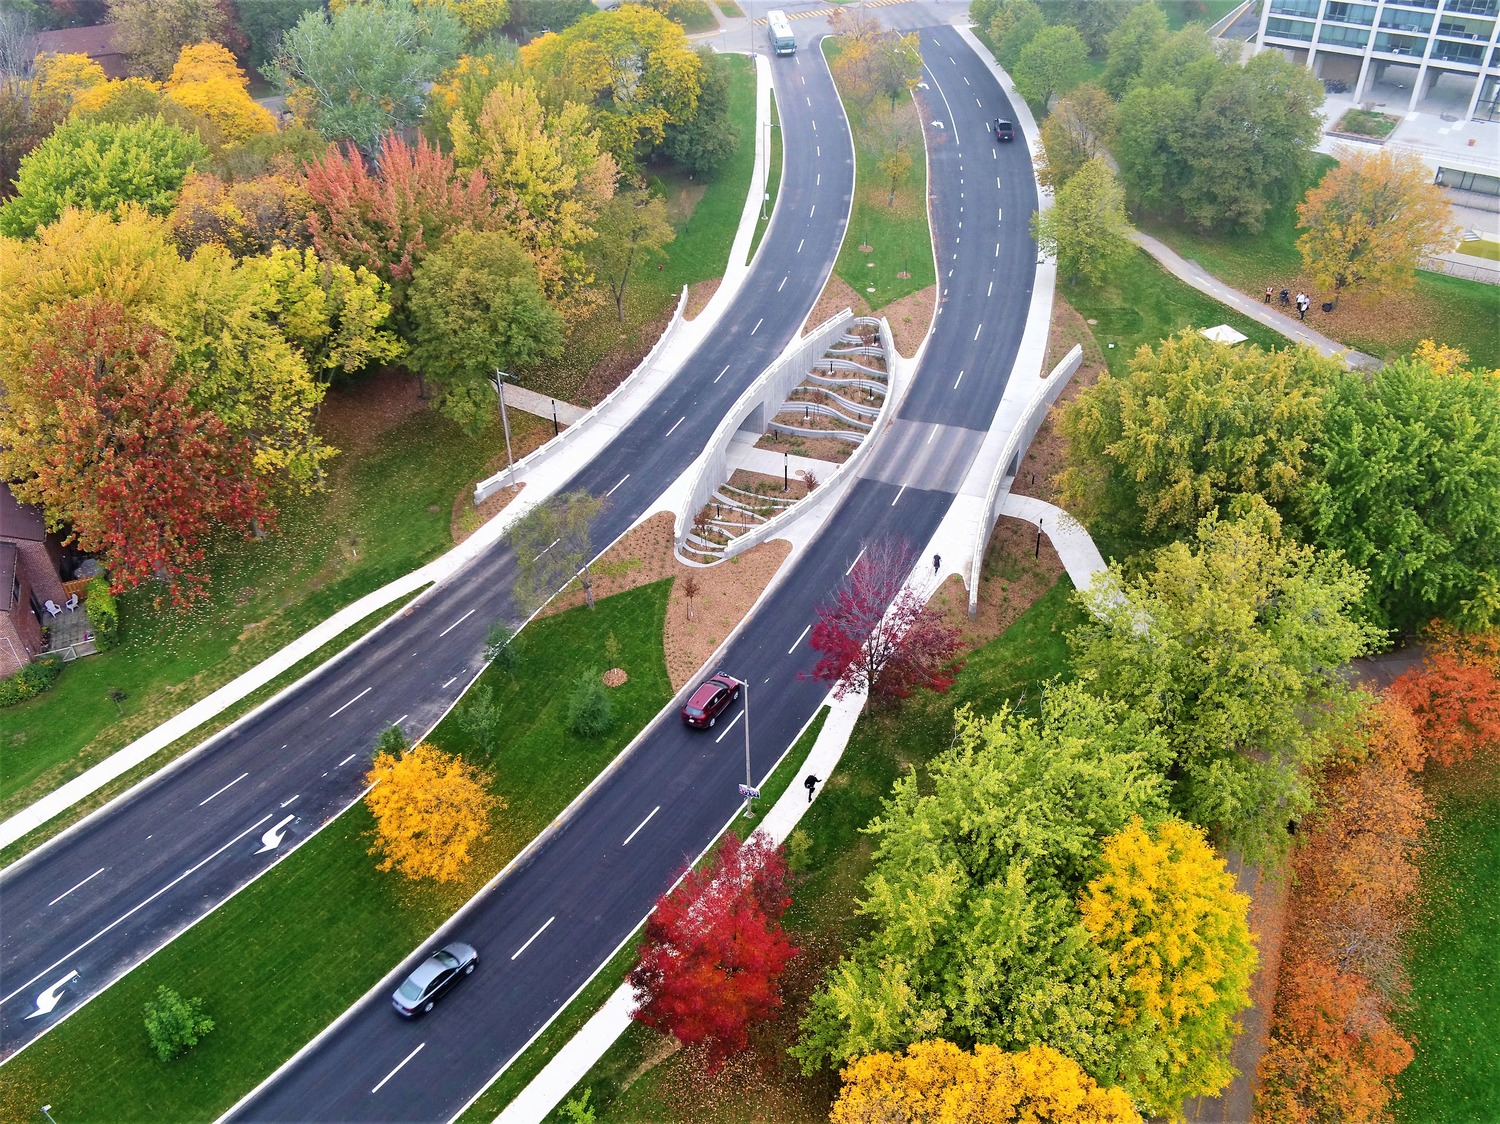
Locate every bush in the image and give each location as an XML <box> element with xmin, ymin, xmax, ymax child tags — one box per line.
<box><xmin>0</xmin><ymin>655</ymin><xmax>63</xmax><ymax>707</ymax></box>
<box><xmin>85</xmin><ymin>576</ymin><xmax>118</xmax><ymax>649</ymax></box>
<box><xmin>142</xmin><ymin>985</ymin><xmax>214</xmax><ymax>1062</ymax></box>
<box><xmin>567</xmin><ymin>670</ymin><xmax>613</xmax><ymax>738</ymax></box>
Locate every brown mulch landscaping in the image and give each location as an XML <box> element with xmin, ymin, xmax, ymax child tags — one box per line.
<box><xmin>684</xmin><ymin>277</ymin><xmax>723</xmax><ymax>320</ymax></box>
<box><xmin>755</xmin><ymin>430</ymin><xmax>854</xmax><ymax>465</ymax></box>
<box><xmin>315</xmin><ymin>367</ymin><xmax>427</xmax><ymax>454</ymax></box>
<box><xmin>801</xmin><ymin>275</ymin><xmax>936</xmax><ymax>360</ymax></box>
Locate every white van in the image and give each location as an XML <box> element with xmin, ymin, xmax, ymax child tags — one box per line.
<box><xmin>767</xmin><ymin>10</ymin><xmax>795</xmax><ymax>55</ymax></box>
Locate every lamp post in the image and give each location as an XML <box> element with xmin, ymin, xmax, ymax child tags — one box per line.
<box><xmin>490</xmin><ymin>369</ymin><xmax>517</xmax><ymax>489</ymax></box>
<box><xmin>742</xmin><ymin>679</ymin><xmax>755</xmax><ymax>818</ymax></box>
<box><xmin>783</xmin><ymin>450</ymin><xmax>789</xmax><ymax>492</ymax></box>
<box><xmin>41</xmin><ymin>1107</ymin><xmax>57</xmax><ymax>1124</ymax></box>
<box><xmin>761</xmin><ymin>121</ymin><xmax>781</xmax><ymax>221</ymax></box>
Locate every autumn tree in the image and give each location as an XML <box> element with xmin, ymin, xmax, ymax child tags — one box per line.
<box><xmin>794</xmin><ymin>683</ymin><xmax>1171</xmax><ymax>1076</ymax></box>
<box><xmin>867</xmin><ymin>104</ymin><xmax>919</xmax><ymax>206</ymax></box>
<box><xmin>424</xmin><ymin>49</ymin><xmax>517</xmax><ymax>149</ymax></box>
<box><xmin>0</xmin><ymin>115</ymin><xmax>207</xmax><ymax>237</ymax></box>
<box><xmin>0</xmin><ymin>298</ymin><xmax>271</xmax><ymax>604</ymax></box>
<box><xmin>1036</xmin><ymin>82</ymin><xmax>1115</xmax><ymax>190</ymax></box>
<box><xmin>588</xmin><ymin>185</ymin><xmax>675</xmax><ymax>323</ymax></box>
<box><xmin>164</xmin><ymin>41</ymin><xmax>277</xmax><ymax>143</ymax></box>
<box><xmin>832</xmin><ymin>1041</ymin><xmax>1141</xmax><ymax>1124</ymax></box>
<box><xmin>407</xmin><ymin>229</ymin><xmax>565</xmax><ymax>428</ymax></box>
<box><xmin>1101</xmin><ymin>1</ymin><xmax>1169</xmax><ymax>96</ymax></box>
<box><xmin>1389</xmin><ymin>623</ymin><xmax>1500</xmax><ymax>766</ymax></box>
<box><xmin>984</xmin><ymin>0</ymin><xmax>1046</xmax><ymax>71</ymax></box>
<box><xmin>168</xmin><ymin>170</ymin><xmax>313</xmax><ymax>257</ymax></box>
<box><xmin>1069</xmin><ymin>498</ymin><xmax>1381</xmax><ymax>865</ymax></box>
<box><xmin>106</xmin><ymin>0</ymin><xmax>227</xmax><ymax>80</ymax></box>
<box><xmin>808</xmin><ymin>539</ymin><xmax>963</xmax><ymax>709</ymax></box>
<box><xmin>1012</xmin><ymin>25</ymin><xmax>1087</xmax><ymax>112</ymax></box>
<box><xmin>1031</xmin><ymin>157</ymin><xmax>1132</xmax><ymax>287</ymax></box>
<box><xmin>629</xmin><ymin>833</ymin><xmax>797</xmax><ymax>1070</ymax></box>
<box><xmin>1308</xmin><ymin>346</ymin><xmax>1500</xmax><ymax>632</ymax></box>
<box><xmin>364</xmin><ymin>741</ymin><xmax>500</xmax><ymax>882</ymax></box>
<box><xmin>663</xmin><ymin>47</ymin><xmax>736</xmax><ymax>176</ymax></box>
<box><xmin>1056</xmin><ymin>331</ymin><xmax>1342</xmax><ymax>552</ymax></box>
<box><xmin>509</xmin><ymin>490</ymin><xmax>605</xmax><ymax>613</ymax></box>
<box><xmin>264</xmin><ymin>0</ymin><xmax>465</xmax><ymax>152</ymax></box>
<box><xmin>1079</xmin><ymin>818</ymin><xmax>1256</xmax><ymax>1116</ymax></box>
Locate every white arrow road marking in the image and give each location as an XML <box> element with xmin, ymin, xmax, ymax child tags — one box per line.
<box><xmin>932</xmin><ymin>120</ymin><xmax>945</xmax><ymax>128</ymax></box>
<box><xmin>371</xmin><ymin>1043</ymin><xmax>425</xmax><ymax>1095</ymax></box>
<box><xmin>48</xmin><ymin>867</ymin><xmax>104</xmax><ymax>907</ymax></box>
<box><xmin>25</xmin><ymin>970</ymin><xmax>79</xmax><ymax>1019</ymax></box>
<box><xmin>511</xmin><ymin>916</ymin><xmax>555</xmax><ymax>960</ymax></box>
<box><xmin>622</xmin><ymin>806</ymin><xmax>659</xmax><ymax>847</ymax></box>
<box><xmin>254</xmin><ymin>814</ymin><xmax>297</xmax><ymax>855</ymax></box>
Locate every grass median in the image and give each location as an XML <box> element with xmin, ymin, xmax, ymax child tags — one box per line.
<box><xmin>0</xmin><ymin>581</ymin><xmax>673</xmax><ymax>1124</ymax></box>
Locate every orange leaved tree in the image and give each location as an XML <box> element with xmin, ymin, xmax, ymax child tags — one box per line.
<box><xmin>364</xmin><ymin>742</ymin><xmax>500</xmax><ymax>883</ymax></box>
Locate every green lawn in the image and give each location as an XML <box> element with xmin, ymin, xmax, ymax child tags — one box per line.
<box><xmin>0</xmin><ymin>581</ymin><xmax>673</xmax><ymax>1124</ymax></box>
<box><xmin>748</xmin><ymin>88</ymin><xmax>783</xmax><ymax>262</ymax></box>
<box><xmin>548</xmin><ymin>579</ymin><xmax>1086</xmax><ymax>1123</ymax></box>
<box><xmin>1395</xmin><ymin>767</ymin><xmax>1500</xmax><ymax>1123</ymax></box>
<box><xmin>826</xmin><ymin>40</ymin><xmax>936</xmax><ymax>309</ymax></box>
<box><xmin>1160</xmin><ymin>0</ymin><xmax>1246</xmax><ymax>29</ymax></box>
<box><xmin>1458</xmin><ymin>239</ymin><xmax>1500</xmax><ymax>262</ymax></box>
<box><xmin>0</xmin><ymin>404</ymin><xmax>543</xmax><ymax>829</ymax></box>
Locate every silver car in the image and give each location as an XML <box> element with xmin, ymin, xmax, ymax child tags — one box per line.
<box><xmin>391</xmin><ymin>942</ymin><xmax>477</xmax><ymax>1017</ymax></box>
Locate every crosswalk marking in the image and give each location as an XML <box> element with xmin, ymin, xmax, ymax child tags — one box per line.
<box><xmin>753</xmin><ymin>0</ymin><xmax>905</xmax><ymax>25</ymax></box>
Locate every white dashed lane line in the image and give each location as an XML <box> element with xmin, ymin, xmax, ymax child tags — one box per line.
<box><xmin>329</xmin><ymin>686</ymin><xmax>373</xmax><ymax>717</ymax></box>
<box><xmin>622</xmin><ymin>806</ymin><xmax>659</xmax><ymax>847</ymax></box>
<box><xmin>198</xmin><ymin>772</ymin><xmax>248</xmax><ymax>807</ymax></box>
<box><xmin>371</xmin><ymin>1044</ymin><xmax>424</xmax><ymax>1095</ymax></box>
<box><xmin>436</xmin><ymin>609</ymin><xmax>475</xmax><ymax>639</ymax></box>
<box><xmin>789</xmin><ymin>624</ymin><xmax>811</xmax><ymax>654</ymax></box>
<box><xmin>511</xmin><ymin>916</ymin><xmax>555</xmax><ymax>960</ymax></box>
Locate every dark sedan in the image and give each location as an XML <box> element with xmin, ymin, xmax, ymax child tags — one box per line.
<box><xmin>681</xmin><ymin>672</ymin><xmax>743</xmax><ymax>729</ymax></box>
<box><xmin>392</xmin><ymin>942</ymin><xmax>477</xmax><ymax>1017</ymax></box>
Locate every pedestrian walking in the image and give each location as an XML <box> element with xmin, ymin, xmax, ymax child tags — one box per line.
<box><xmin>1264</xmin><ymin>285</ymin><xmax>1273</xmax><ymax>303</ymax></box>
<box><xmin>933</xmin><ymin>553</ymin><xmax>941</xmax><ymax>574</ymax></box>
<box><xmin>804</xmin><ymin>774</ymin><xmax>820</xmax><ymax>802</ymax></box>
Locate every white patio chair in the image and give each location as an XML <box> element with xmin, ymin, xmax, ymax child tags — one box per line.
<box><xmin>43</xmin><ymin>599</ymin><xmax>62</xmax><ymax>618</ymax></box>
<box><xmin>64</xmin><ymin>593</ymin><xmax>80</xmax><ymax>611</ymax></box>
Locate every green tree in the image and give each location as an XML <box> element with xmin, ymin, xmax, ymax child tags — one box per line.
<box><xmin>485</xmin><ymin>620</ymin><xmax>523</xmax><ymax>677</ymax></box>
<box><xmin>106</xmin><ymin>0</ymin><xmax>227</xmax><ymax>80</ymax></box>
<box><xmin>567</xmin><ymin>670</ymin><xmax>614</xmax><ymax>737</ymax></box>
<box><xmin>1036</xmin><ymin>82</ymin><xmax>1115</xmax><ymax>190</ymax></box>
<box><xmin>1055</xmin><ymin>331</ymin><xmax>1342</xmax><ymax>550</ymax></box>
<box><xmin>867</xmin><ymin>103</ymin><xmax>919</xmax><ymax>205</ymax></box>
<box><xmin>264</xmin><ymin>0</ymin><xmax>466</xmax><ymax>153</ymax></box>
<box><xmin>1135</xmin><ymin>25</ymin><xmax>1221</xmax><ymax>93</ymax></box>
<box><xmin>0</xmin><ymin>115</ymin><xmax>206</xmax><ymax>237</ymax></box>
<box><xmin>142</xmin><ymin>985</ymin><xmax>215</xmax><ymax>1062</ymax></box>
<box><xmin>1012</xmin><ymin>24</ymin><xmax>1088</xmax><ymax>110</ymax></box>
<box><xmin>1113</xmin><ymin>81</ymin><xmax>1197</xmax><ymax>216</ymax></box>
<box><xmin>510</xmin><ymin>489</ymin><xmax>605</xmax><ymax>613</ymax></box>
<box><xmin>663</xmin><ymin>47</ymin><xmax>737</xmax><ymax>177</ymax></box>
<box><xmin>873</xmin><ymin>30</ymin><xmax>922</xmax><ymax>111</ymax></box>
<box><xmin>793</xmin><ymin>681</ymin><xmax>1171</xmax><ymax>1076</ymax></box>
<box><xmin>1101</xmin><ymin>1</ymin><xmax>1168</xmax><ymax>96</ymax></box>
<box><xmin>1310</xmin><ymin>348</ymin><xmax>1500</xmax><ymax>633</ymax></box>
<box><xmin>460</xmin><ymin>684</ymin><xmax>503</xmax><ymax>757</ymax></box>
<box><xmin>1047</xmin><ymin>0</ymin><xmax>1139</xmax><ymax>54</ymax></box>
<box><xmin>1031</xmin><ymin>157</ymin><xmax>1132</xmax><ymax>287</ymax></box>
<box><xmin>589</xmin><ymin>185</ymin><xmax>676</xmax><ymax>323</ymax></box>
<box><xmin>1069</xmin><ymin>499</ymin><xmax>1381</xmax><ymax>865</ymax></box>
<box><xmin>235</xmin><ymin>0</ymin><xmax>323</xmax><ymax>71</ymax></box>
<box><xmin>987</xmin><ymin>0</ymin><xmax>1046</xmax><ymax>70</ymax></box>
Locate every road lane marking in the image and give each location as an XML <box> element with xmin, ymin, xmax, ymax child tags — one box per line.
<box><xmin>995</xmin><ymin>242</ymin><xmax>1000</xmax><ymax>257</ymax></box>
<box><xmin>927</xmin><ymin>428</ymin><xmax>939</xmax><ymax>444</ymax></box>
<box><xmin>371</xmin><ymin>1043</ymin><xmax>425</xmax><ymax>1094</ymax></box>
<box><xmin>1</xmin><ymin>814</ymin><xmax>273</xmax><ymax>1005</ymax></box>
<box><xmin>437</xmin><ymin>609</ymin><xmax>475</xmax><ymax>639</ymax></box>
<box><xmin>605</xmin><ymin>474</ymin><xmax>630</xmax><ymax>497</ymax></box>
<box><xmin>806</xmin><ymin>96</ymin><xmax>810</xmax><ymax>105</ymax></box>
<box><xmin>816</xmin><ymin>145</ymin><xmax>820</xmax><ymax>157</ymax></box>
<box><xmin>512</xmin><ymin>916</ymin><xmax>555</xmax><ymax>960</ymax></box>
<box><xmin>964</xmin><ymin>75</ymin><xmax>970</xmax><ymax>85</ymax></box>
<box><xmin>845</xmin><ymin>547</ymin><xmax>865</xmax><ymax>575</ymax></box>
<box><xmin>442</xmin><ymin>676</ymin><xmax>457</xmax><ymax>688</ymax></box>
<box><xmin>988</xmin><ymin>281</ymin><xmax>993</xmax><ymax>296</ymax></box>
<box><xmin>976</xmin><ymin>97</ymin><xmax>982</xmax><ymax>106</ymax></box>
<box><xmin>974</xmin><ymin>324</ymin><xmax>983</xmax><ymax>341</ymax></box>
<box><xmin>280</xmin><ymin>795</ymin><xmax>299</xmax><ymax>808</ymax></box>
<box><xmin>48</xmin><ymin>868</ymin><xmax>105</xmax><ymax>907</ymax></box>
<box><xmin>998</xmin><ymin>208</ymin><xmax>1003</xmax><ymax>221</ymax></box>
<box><xmin>923</xmin><ymin>65</ymin><xmax>962</xmax><ymax>144</ymax></box>
<box><xmin>812</xmin><ymin>118</ymin><xmax>817</xmax><ymax>130</ymax></box>
<box><xmin>789</xmin><ymin>624</ymin><xmax>811</xmax><ymax>653</ymax></box>
<box><xmin>892</xmin><ymin>484</ymin><xmax>907</xmax><ymax>506</ymax></box>
<box><xmin>714</xmin><ymin>364</ymin><xmax>730</xmax><ymax>382</ymax></box>
<box><xmin>954</xmin><ymin>371</ymin><xmax>965</xmax><ymax>389</ymax></box>
<box><xmin>533</xmin><ymin>537</ymin><xmax>560</xmax><ymax>561</ymax></box>
<box><xmin>751</xmin><ymin>318</ymin><xmax>763</xmax><ymax>335</ymax></box>
<box><xmin>715</xmin><ymin>711</ymin><xmax>744</xmax><ymax>742</ymax></box>
<box><xmin>816</xmin><ymin>172</ymin><xmax>820</xmax><ymax>185</ymax></box>
<box><xmin>796</xmin><ymin>239</ymin><xmax>804</xmax><ymax>253</ymax></box>
<box><xmin>809</xmin><ymin>204</ymin><xmax>816</xmax><ymax>218</ymax></box>
<box><xmin>778</xmin><ymin>276</ymin><xmax>787</xmax><ymax>291</ymax></box>
<box><xmin>665</xmin><ymin>416</ymin><xmax>685</xmax><ymax>437</ymax></box>
<box><xmin>338</xmin><ymin>753</ymin><xmax>357</xmax><ymax>767</ymax></box>
<box><xmin>395</xmin><ymin>714</ymin><xmax>408</xmax><ymax>725</ymax></box>
<box><xmin>329</xmin><ymin>686</ymin><xmax>373</xmax><ymax>717</ymax></box>
<box><xmin>199</xmin><ymin>772</ymin><xmax>248</xmax><ymax>807</ymax></box>
<box><xmin>997</xmin><ymin>176</ymin><xmax>1001</xmax><ymax>188</ymax></box>
<box><xmin>622</xmin><ymin>807</ymin><xmax>660</xmax><ymax>847</ymax></box>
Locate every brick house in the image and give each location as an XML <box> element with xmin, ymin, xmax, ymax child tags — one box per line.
<box><xmin>0</xmin><ymin>484</ymin><xmax>68</xmax><ymax>678</ymax></box>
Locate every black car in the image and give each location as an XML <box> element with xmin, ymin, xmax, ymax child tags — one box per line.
<box><xmin>994</xmin><ymin>118</ymin><xmax>1014</xmax><ymax>142</ymax></box>
<box><xmin>392</xmin><ymin>941</ymin><xmax>477</xmax><ymax>1016</ymax></box>
<box><xmin>681</xmin><ymin>672</ymin><xmax>743</xmax><ymax>729</ymax></box>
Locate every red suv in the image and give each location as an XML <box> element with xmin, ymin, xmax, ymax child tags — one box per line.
<box><xmin>681</xmin><ymin>672</ymin><xmax>743</xmax><ymax>729</ymax></box>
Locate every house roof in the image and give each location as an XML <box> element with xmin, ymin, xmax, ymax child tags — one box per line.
<box><xmin>0</xmin><ymin>482</ymin><xmax>48</xmax><ymax>543</ymax></box>
<box><xmin>32</xmin><ymin>24</ymin><xmax>128</xmax><ymax>79</ymax></box>
<box><xmin>0</xmin><ymin>542</ymin><xmax>17</xmax><ymax>612</ymax></box>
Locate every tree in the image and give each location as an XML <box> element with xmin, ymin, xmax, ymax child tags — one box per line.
<box><xmin>794</xmin><ymin>683</ymin><xmax>1171</xmax><ymax>1076</ymax></box>
<box><xmin>1389</xmin><ymin>624</ymin><xmax>1500</xmax><ymax>766</ymax></box>
<box><xmin>460</xmin><ymin>684</ymin><xmax>503</xmax><ymax>757</ymax></box>
<box><xmin>1297</xmin><ymin>148</ymin><xmax>1459</xmax><ymax>300</ymax></box>
<box><xmin>422</xmin><ymin>0</ymin><xmax>511</xmax><ymax>40</ymax></box>
<box><xmin>164</xmin><ymin>42</ymin><xmax>277</xmax><ymax>143</ymax></box>
<box><xmin>588</xmin><ymin>185</ymin><xmax>675</xmax><ymax>323</ymax></box>
<box><xmin>0</xmin><ymin>298</ymin><xmax>271</xmax><ymax>605</ymax></box>
<box><xmin>168</xmin><ymin>170</ymin><xmax>313</xmax><ymax>258</ymax></box>
<box><xmin>106</xmin><ymin>0</ymin><xmax>227</xmax><ymax>80</ymax></box>
<box><xmin>1308</xmin><ymin>347</ymin><xmax>1500</xmax><ymax>633</ymax></box>
<box><xmin>680</xmin><ymin>572</ymin><xmax>700</xmax><ymax>621</ymax></box>
<box><xmin>1113</xmin><ymin>81</ymin><xmax>1197</xmax><ymax>216</ymax></box>
<box><xmin>264</xmin><ymin>0</ymin><xmax>465</xmax><ymax>152</ymax></box>
<box><xmin>1079</xmin><ymin>818</ymin><xmax>1256</xmax><ymax>1116</ymax></box>
<box><xmin>1101</xmin><ymin>1</ymin><xmax>1168</xmax><ymax>96</ymax></box>
<box><xmin>1055</xmin><ymin>332</ymin><xmax>1342</xmax><ymax>551</ymax></box>
<box><xmin>232</xmin><ymin>0</ymin><xmax>321</xmax><ymax>71</ymax></box>
<box><xmin>485</xmin><ymin>620</ymin><xmax>523</xmax><ymax>676</ymax></box>
<box><xmin>363</xmin><ymin>741</ymin><xmax>500</xmax><ymax>882</ymax></box>
<box><xmin>408</xmin><ymin>230</ymin><xmax>565</xmax><ymax>426</ymax></box>
<box><xmin>1048</xmin><ymin>0</ymin><xmax>1139</xmax><ymax>54</ymax></box>
<box><xmin>567</xmin><ymin>671</ymin><xmax>613</xmax><ymax>737</ymax></box>
<box><xmin>867</xmin><ymin>104</ymin><xmax>919</xmax><ymax>206</ymax></box>
<box><xmin>510</xmin><ymin>490</ymin><xmax>605</xmax><ymax>613</ymax></box>
<box><xmin>630</xmin><ymin>833</ymin><xmax>798</xmax><ymax>1070</ymax></box>
<box><xmin>663</xmin><ymin>47</ymin><xmax>736</xmax><ymax>176</ymax></box>
<box><xmin>808</xmin><ymin>539</ymin><xmax>963</xmax><ymax>709</ymax></box>
<box><xmin>1069</xmin><ymin>499</ymin><xmax>1381</xmax><ymax>865</ymax></box>
<box><xmin>142</xmin><ymin>986</ymin><xmax>215</xmax><ymax>1062</ymax></box>
<box><xmin>987</xmin><ymin>0</ymin><xmax>1046</xmax><ymax>71</ymax></box>
<box><xmin>1035</xmin><ymin>82</ymin><xmax>1115</xmax><ymax>190</ymax></box>
<box><xmin>1012</xmin><ymin>25</ymin><xmax>1087</xmax><ymax>111</ymax></box>
<box><xmin>0</xmin><ymin>115</ymin><xmax>207</xmax><ymax>237</ymax></box>
<box><xmin>831</xmin><ymin>1041</ymin><xmax>1141</xmax><ymax>1124</ymax></box>
<box><xmin>872</xmin><ymin>30</ymin><xmax>922</xmax><ymax>112</ymax></box>
<box><xmin>1031</xmin><ymin>157</ymin><xmax>1132</xmax><ymax>287</ymax></box>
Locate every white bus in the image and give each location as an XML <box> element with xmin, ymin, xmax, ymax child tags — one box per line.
<box><xmin>767</xmin><ymin>10</ymin><xmax>795</xmax><ymax>55</ymax></box>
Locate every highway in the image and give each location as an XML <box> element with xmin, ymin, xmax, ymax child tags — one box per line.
<box><xmin>0</xmin><ymin>44</ymin><xmax>853</xmax><ymax>1061</ymax></box>
<box><xmin>231</xmin><ymin>23</ymin><xmax>1037</xmax><ymax>1122</ymax></box>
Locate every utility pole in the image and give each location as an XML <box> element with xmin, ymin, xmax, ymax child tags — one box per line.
<box><xmin>492</xmin><ymin>369</ymin><xmax>517</xmax><ymax>489</ymax></box>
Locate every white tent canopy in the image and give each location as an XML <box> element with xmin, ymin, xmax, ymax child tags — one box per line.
<box><xmin>1200</xmin><ymin>324</ymin><xmax>1248</xmax><ymax>344</ymax></box>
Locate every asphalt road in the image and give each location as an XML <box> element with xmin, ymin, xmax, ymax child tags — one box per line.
<box><xmin>230</xmin><ymin>24</ymin><xmax>1036</xmax><ymax>1123</ymax></box>
<box><xmin>0</xmin><ymin>46</ymin><xmax>853</xmax><ymax>1061</ymax></box>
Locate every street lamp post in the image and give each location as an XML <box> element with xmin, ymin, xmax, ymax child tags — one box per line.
<box><xmin>491</xmin><ymin>369</ymin><xmax>517</xmax><ymax>489</ymax></box>
<box><xmin>783</xmin><ymin>450</ymin><xmax>789</xmax><ymax>492</ymax></box>
<box><xmin>761</xmin><ymin>121</ymin><xmax>780</xmax><ymax>221</ymax></box>
<box><xmin>41</xmin><ymin>1107</ymin><xmax>57</xmax><ymax>1124</ymax></box>
<box><xmin>742</xmin><ymin>679</ymin><xmax>754</xmax><ymax>818</ymax></box>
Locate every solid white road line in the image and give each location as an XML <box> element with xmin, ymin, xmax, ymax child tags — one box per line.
<box><xmin>665</xmin><ymin>416</ymin><xmax>685</xmax><ymax>437</ymax></box>
<box><xmin>442</xmin><ymin>676</ymin><xmax>457</xmax><ymax>689</ymax></box>
<box><xmin>338</xmin><ymin>753</ymin><xmax>357</xmax><ymax>767</ymax></box>
<box><xmin>714</xmin><ymin>364</ymin><xmax>730</xmax><ymax>382</ymax></box>
<box><xmin>892</xmin><ymin>484</ymin><xmax>907</xmax><ymax>506</ymax></box>
<box><xmin>845</xmin><ymin>547</ymin><xmax>865</xmax><ymax>575</ymax></box>
<box><xmin>511</xmin><ymin>916</ymin><xmax>555</xmax><ymax>960</ymax></box>
<box><xmin>622</xmin><ymin>806</ymin><xmax>659</xmax><ymax>847</ymax></box>
<box><xmin>715</xmin><ymin>711</ymin><xmax>744</xmax><ymax>742</ymax></box>
<box><xmin>329</xmin><ymin>686</ymin><xmax>373</xmax><ymax>717</ymax></box>
<box><xmin>371</xmin><ymin>1044</ymin><xmax>425</xmax><ymax>1095</ymax></box>
<box><xmin>48</xmin><ymin>867</ymin><xmax>105</xmax><ymax>907</ymax></box>
<box><xmin>1</xmin><ymin>814</ymin><xmax>273</xmax><ymax>1005</ymax></box>
<box><xmin>198</xmin><ymin>772</ymin><xmax>248</xmax><ymax>807</ymax></box>
<box><xmin>789</xmin><ymin>624</ymin><xmax>811</xmax><ymax>654</ymax></box>
<box><xmin>605</xmin><ymin>474</ymin><xmax>630</xmax><ymax>497</ymax></box>
<box><xmin>437</xmin><ymin>609</ymin><xmax>475</xmax><ymax>639</ymax></box>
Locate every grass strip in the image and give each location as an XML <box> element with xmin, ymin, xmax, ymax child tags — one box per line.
<box><xmin>0</xmin><ymin>582</ymin><xmax>674</xmax><ymax>1124</ymax></box>
<box><xmin>748</xmin><ymin>89</ymin><xmax>783</xmax><ymax>263</ymax></box>
<box><xmin>456</xmin><ymin>706</ymin><xmax>833</xmax><ymax>1124</ymax></box>
<box><xmin>1457</xmin><ymin>239</ymin><xmax>1500</xmax><ymax>262</ymax></box>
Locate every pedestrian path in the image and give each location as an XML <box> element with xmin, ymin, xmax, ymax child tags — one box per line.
<box><xmin>502</xmin><ymin>385</ymin><xmax>587</xmax><ymax>427</ymax></box>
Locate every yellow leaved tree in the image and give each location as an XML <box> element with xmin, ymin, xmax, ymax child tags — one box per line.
<box><xmin>30</xmin><ymin>52</ymin><xmax>108</xmax><ymax>118</ymax></box>
<box><xmin>831</xmin><ymin>1040</ymin><xmax>1141</xmax><ymax>1124</ymax></box>
<box><xmin>364</xmin><ymin>743</ymin><xmax>501</xmax><ymax>883</ymax></box>
<box><xmin>165</xmin><ymin>43</ymin><xmax>277</xmax><ymax>143</ymax></box>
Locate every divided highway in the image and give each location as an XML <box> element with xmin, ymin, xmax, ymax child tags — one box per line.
<box><xmin>231</xmin><ymin>24</ymin><xmax>1037</xmax><ymax>1122</ymax></box>
<box><xmin>0</xmin><ymin>47</ymin><xmax>853</xmax><ymax>1061</ymax></box>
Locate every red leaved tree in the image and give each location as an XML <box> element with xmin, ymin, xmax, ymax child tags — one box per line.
<box><xmin>302</xmin><ymin>133</ymin><xmax>494</xmax><ymax>295</ymax></box>
<box><xmin>808</xmin><ymin>538</ymin><xmax>963</xmax><ymax>708</ymax></box>
<box><xmin>4</xmin><ymin>298</ymin><xmax>270</xmax><ymax>606</ymax></box>
<box><xmin>628</xmin><ymin>833</ymin><xmax>798</xmax><ymax>1071</ymax></box>
<box><xmin>1389</xmin><ymin>622</ymin><xmax>1500</xmax><ymax>766</ymax></box>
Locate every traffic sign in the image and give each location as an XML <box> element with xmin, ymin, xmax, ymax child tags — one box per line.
<box><xmin>737</xmin><ymin>783</ymin><xmax>762</xmax><ymax>800</ymax></box>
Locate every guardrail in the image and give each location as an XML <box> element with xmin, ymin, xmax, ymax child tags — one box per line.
<box><xmin>1421</xmin><ymin>255</ymin><xmax>1500</xmax><ymax>285</ymax></box>
<box><xmin>473</xmin><ymin>286</ymin><xmax>691</xmax><ymax>505</ymax></box>
<box><xmin>967</xmin><ymin>344</ymin><xmax>1084</xmax><ymax>617</ymax></box>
